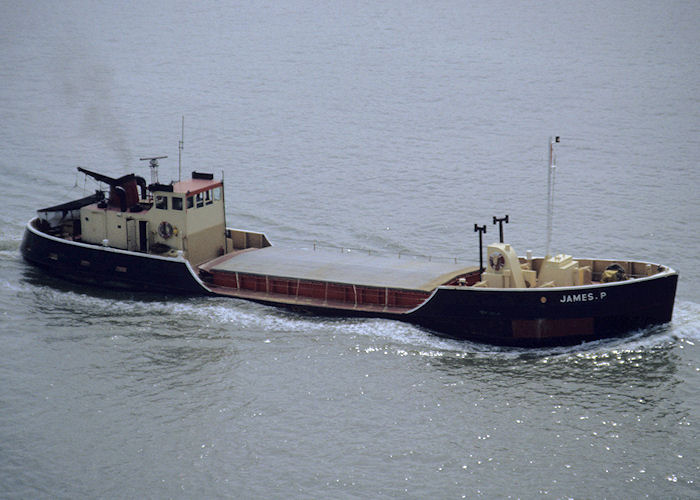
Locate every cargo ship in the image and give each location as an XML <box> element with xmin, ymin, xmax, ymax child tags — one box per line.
<box><xmin>21</xmin><ymin>152</ymin><xmax>678</xmax><ymax>347</ymax></box>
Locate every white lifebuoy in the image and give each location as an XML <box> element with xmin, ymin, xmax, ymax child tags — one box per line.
<box><xmin>158</xmin><ymin>221</ymin><xmax>174</xmax><ymax>239</ymax></box>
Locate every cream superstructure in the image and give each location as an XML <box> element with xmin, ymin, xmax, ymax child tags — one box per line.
<box><xmin>79</xmin><ymin>172</ymin><xmax>226</xmax><ymax>265</ymax></box>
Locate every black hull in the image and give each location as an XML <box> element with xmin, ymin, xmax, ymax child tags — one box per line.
<box><xmin>206</xmin><ymin>270</ymin><xmax>678</xmax><ymax>347</ymax></box>
<box><xmin>21</xmin><ymin>219</ymin><xmax>209</xmax><ymax>294</ymax></box>
<box><xmin>407</xmin><ymin>272</ymin><xmax>678</xmax><ymax>346</ymax></box>
<box><xmin>21</xmin><ymin>219</ymin><xmax>678</xmax><ymax>347</ymax></box>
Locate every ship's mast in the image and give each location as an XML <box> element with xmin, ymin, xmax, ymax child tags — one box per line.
<box><xmin>178</xmin><ymin>116</ymin><xmax>184</xmax><ymax>182</ymax></box>
<box><xmin>474</xmin><ymin>223</ymin><xmax>487</xmax><ymax>278</ymax></box>
<box><xmin>545</xmin><ymin>136</ymin><xmax>560</xmax><ymax>257</ymax></box>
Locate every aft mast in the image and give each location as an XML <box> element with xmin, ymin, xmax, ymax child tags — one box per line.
<box><xmin>545</xmin><ymin>136</ymin><xmax>560</xmax><ymax>257</ymax></box>
<box><xmin>178</xmin><ymin>116</ymin><xmax>184</xmax><ymax>182</ymax></box>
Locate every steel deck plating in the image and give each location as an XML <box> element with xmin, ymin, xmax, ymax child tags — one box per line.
<box><xmin>202</xmin><ymin>246</ymin><xmax>477</xmax><ymax>292</ymax></box>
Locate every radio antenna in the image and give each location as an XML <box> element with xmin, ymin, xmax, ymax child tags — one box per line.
<box><xmin>178</xmin><ymin>116</ymin><xmax>184</xmax><ymax>182</ymax></box>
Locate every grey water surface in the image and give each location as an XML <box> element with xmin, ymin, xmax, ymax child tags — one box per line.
<box><xmin>1</xmin><ymin>1</ymin><xmax>698</xmax><ymax>498</ymax></box>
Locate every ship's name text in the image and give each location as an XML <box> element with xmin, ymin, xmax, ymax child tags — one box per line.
<box><xmin>560</xmin><ymin>291</ymin><xmax>607</xmax><ymax>303</ymax></box>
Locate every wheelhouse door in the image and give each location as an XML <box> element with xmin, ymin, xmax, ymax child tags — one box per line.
<box><xmin>126</xmin><ymin>219</ymin><xmax>138</xmax><ymax>251</ymax></box>
<box><xmin>138</xmin><ymin>220</ymin><xmax>149</xmax><ymax>252</ymax></box>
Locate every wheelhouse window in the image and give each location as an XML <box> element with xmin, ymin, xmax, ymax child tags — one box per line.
<box><xmin>213</xmin><ymin>187</ymin><xmax>222</xmax><ymax>201</ymax></box>
<box><xmin>155</xmin><ymin>195</ymin><xmax>168</xmax><ymax>210</ymax></box>
<box><xmin>205</xmin><ymin>190</ymin><xmax>213</xmax><ymax>205</ymax></box>
<box><xmin>172</xmin><ymin>197</ymin><xmax>183</xmax><ymax>211</ymax></box>
<box><xmin>196</xmin><ymin>192</ymin><xmax>204</xmax><ymax>208</ymax></box>
<box><xmin>187</xmin><ymin>196</ymin><xmax>194</xmax><ymax>209</ymax></box>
